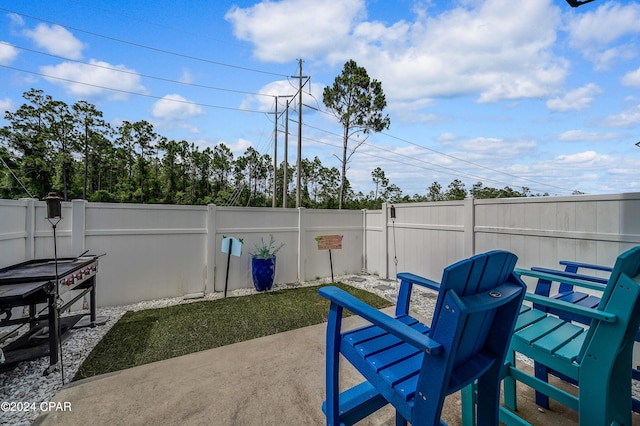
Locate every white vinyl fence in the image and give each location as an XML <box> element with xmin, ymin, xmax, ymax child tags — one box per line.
<box><xmin>383</xmin><ymin>194</ymin><xmax>640</xmax><ymax>284</ymax></box>
<box><xmin>1</xmin><ymin>192</ymin><xmax>639</xmax><ymax>307</ymax></box>
<box><xmin>1</xmin><ymin>199</ymin><xmax>368</xmax><ymax>306</ymax></box>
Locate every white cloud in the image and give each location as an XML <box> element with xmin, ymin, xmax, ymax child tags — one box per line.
<box><xmin>152</xmin><ymin>94</ymin><xmax>204</xmax><ymax>120</ymax></box>
<box><xmin>566</xmin><ymin>2</ymin><xmax>640</xmax><ymax>68</ymax></box>
<box><xmin>227</xmin><ymin>0</ymin><xmax>567</xmax><ymax>104</ymax></box>
<box><xmin>458</xmin><ymin>137</ymin><xmax>536</xmax><ymax>158</ymax></box>
<box><xmin>240</xmin><ymin>79</ymin><xmax>324</xmax><ymax>113</ymax></box>
<box><xmin>609</xmin><ymin>167</ymin><xmax>639</xmax><ymax>176</ymax></box>
<box><xmin>23</xmin><ymin>24</ymin><xmax>85</xmax><ymax>60</ymax></box>
<box><xmin>601</xmin><ymin>104</ymin><xmax>640</xmax><ymax>128</ymax></box>
<box><xmin>555</xmin><ymin>150</ymin><xmax>607</xmax><ymax>165</ymax></box>
<box><xmin>225</xmin><ymin>0</ymin><xmax>365</xmax><ymax>63</ymax></box>
<box><xmin>567</xmin><ymin>2</ymin><xmax>640</xmax><ymax>48</ymax></box>
<box><xmin>179</xmin><ymin>70</ymin><xmax>193</xmax><ymax>84</ymax></box>
<box><xmin>558</xmin><ymin>130</ymin><xmax>620</xmax><ymax>142</ymax></box>
<box><xmin>546</xmin><ymin>83</ymin><xmax>602</xmax><ymax>112</ymax></box>
<box><xmin>436</xmin><ymin>133</ymin><xmax>457</xmax><ymax>143</ymax></box>
<box><xmin>39</xmin><ymin>60</ymin><xmax>145</xmax><ymax>100</ymax></box>
<box><xmin>0</xmin><ymin>97</ymin><xmax>14</xmax><ymax>113</ymax></box>
<box><xmin>388</xmin><ymin>98</ymin><xmax>441</xmax><ymax>123</ymax></box>
<box><xmin>8</xmin><ymin>13</ymin><xmax>24</xmax><ymax>27</ymax></box>
<box><xmin>0</xmin><ymin>41</ymin><xmax>18</xmax><ymax>65</ymax></box>
<box><xmin>394</xmin><ymin>110</ymin><xmax>446</xmax><ymax>125</ymax></box>
<box><xmin>151</xmin><ymin>94</ymin><xmax>205</xmax><ymax>133</ymax></box>
<box><xmin>622</xmin><ymin>67</ymin><xmax>640</xmax><ymax>87</ymax></box>
<box><xmin>227</xmin><ymin>138</ymin><xmax>253</xmax><ymax>155</ymax></box>
<box><xmin>368</xmin><ymin>0</ymin><xmax>568</xmax><ymax>103</ymax></box>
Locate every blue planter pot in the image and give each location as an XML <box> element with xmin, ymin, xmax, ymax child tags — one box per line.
<box><xmin>252</xmin><ymin>256</ymin><xmax>276</xmax><ymax>291</ymax></box>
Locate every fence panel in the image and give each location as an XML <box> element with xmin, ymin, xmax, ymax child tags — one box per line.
<box><xmin>1</xmin><ymin>193</ymin><xmax>639</xmax><ymax>307</ymax></box>
<box><xmin>212</xmin><ymin>207</ymin><xmax>300</xmax><ymax>294</ymax></box>
<box><xmin>84</xmin><ymin>203</ymin><xmax>209</xmax><ymax>306</ymax></box>
<box><xmin>364</xmin><ymin>210</ymin><xmax>383</xmax><ymax>276</ymax></box>
<box><xmin>386</xmin><ymin>201</ymin><xmax>466</xmax><ymax>282</ymax></box>
<box><xmin>0</xmin><ymin>199</ymin><xmax>29</xmax><ymax>266</ymax></box>
<box><xmin>302</xmin><ymin>209</ymin><xmax>363</xmax><ymax>281</ymax></box>
<box><xmin>473</xmin><ymin>194</ymin><xmax>640</xmax><ymax>271</ymax></box>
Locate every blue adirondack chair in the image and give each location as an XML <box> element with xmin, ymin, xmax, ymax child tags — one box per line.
<box><xmin>498</xmin><ymin>246</ymin><xmax>640</xmax><ymax>425</ymax></box>
<box><xmin>319</xmin><ymin>250</ymin><xmax>526</xmax><ymax>426</ymax></box>
<box><xmin>528</xmin><ymin>256</ymin><xmax>640</xmax><ymax>413</ymax></box>
<box><xmin>531</xmin><ymin>261</ymin><xmax>610</xmax><ymax>323</ymax></box>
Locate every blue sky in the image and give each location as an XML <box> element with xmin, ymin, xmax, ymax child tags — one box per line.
<box><xmin>1</xmin><ymin>0</ymin><xmax>640</xmax><ymax>198</ymax></box>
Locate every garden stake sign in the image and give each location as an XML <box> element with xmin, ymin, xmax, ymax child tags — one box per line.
<box><xmin>221</xmin><ymin>236</ymin><xmax>243</xmax><ymax>297</ymax></box>
<box><xmin>315</xmin><ymin>235</ymin><xmax>343</xmax><ymax>282</ymax></box>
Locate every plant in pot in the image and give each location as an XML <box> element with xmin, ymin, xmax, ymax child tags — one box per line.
<box><xmin>248</xmin><ymin>235</ymin><xmax>284</xmax><ymax>291</ymax></box>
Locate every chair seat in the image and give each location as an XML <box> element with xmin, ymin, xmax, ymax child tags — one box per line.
<box><xmin>341</xmin><ymin>314</ymin><xmax>500</xmax><ymax>405</ymax></box>
<box><xmin>549</xmin><ymin>291</ymin><xmax>601</xmax><ymax>323</ymax></box>
<box><xmin>511</xmin><ymin>306</ymin><xmax>586</xmax><ymax>379</ymax></box>
<box><xmin>341</xmin><ymin>315</ymin><xmax>429</xmax><ymax>401</ymax></box>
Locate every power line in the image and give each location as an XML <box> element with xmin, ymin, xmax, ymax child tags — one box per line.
<box><xmin>297</xmin><ymin>129</ymin><xmax>565</xmax><ymax>195</ymax></box>
<box><xmin>380</xmin><ymin>131</ymin><xmax>576</xmax><ymax>193</ymax></box>
<box><xmin>0</xmin><ymin>64</ymin><xmax>270</xmax><ymax>115</ymax></box>
<box><xmin>4</xmin><ymin>54</ymin><xmax>573</xmax><ymax>195</ymax></box>
<box><xmin>0</xmin><ymin>7</ymin><xmax>288</xmax><ymax>78</ymax></box>
<box><xmin>0</xmin><ymin>150</ymin><xmax>35</xmax><ymax>198</ymax></box>
<box><xmin>0</xmin><ymin>5</ymin><xmax>583</xmax><ymax>196</ymax></box>
<box><xmin>299</xmin><ymin>121</ymin><xmax>575</xmax><ymax>195</ymax></box>
<box><xmin>2</xmin><ymin>42</ymin><xmax>275</xmax><ymax>99</ymax></box>
<box><xmin>222</xmin><ymin>125</ymin><xmax>277</xmax><ymax>207</ymax></box>
<box><xmin>303</xmin><ymin>105</ymin><xmax>577</xmax><ymax>194</ymax></box>
<box><xmin>67</xmin><ymin>0</ymin><xmax>246</xmax><ymax>50</ymax></box>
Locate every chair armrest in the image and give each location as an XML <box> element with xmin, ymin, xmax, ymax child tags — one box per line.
<box><xmin>319</xmin><ymin>286</ymin><xmax>442</xmax><ymax>355</ymax></box>
<box><xmin>395</xmin><ymin>272</ymin><xmax>440</xmax><ymax>317</ymax></box>
<box><xmin>515</xmin><ymin>268</ymin><xmax>608</xmax><ymax>292</ymax></box>
<box><xmin>529</xmin><ymin>267</ymin><xmax>608</xmax><ymax>285</ymax></box>
<box><xmin>524</xmin><ymin>293</ymin><xmax>616</xmax><ymax>323</ymax></box>
<box><xmin>396</xmin><ymin>272</ymin><xmax>440</xmax><ymax>291</ymax></box>
<box><xmin>559</xmin><ymin>260</ymin><xmax>613</xmax><ymax>273</ymax></box>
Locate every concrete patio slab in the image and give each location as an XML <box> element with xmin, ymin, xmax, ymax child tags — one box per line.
<box><xmin>33</xmin><ymin>308</ymin><xmax>637</xmax><ymax>426</ymax></box>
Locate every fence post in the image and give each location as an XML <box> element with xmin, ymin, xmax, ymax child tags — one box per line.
<box><xmin>361</xmin><ymin>209</ymin><xmax>367</xmax><ymax>273</ymax></box>
<box><xmin>207</xmin><ymin>204</ymin><xmax>217</xmax><ymax>293</ymax></box>
<box><xmin>381</xmin><ymin>203</ymin><xmax>389</xmax><ymax>279</ymax></box>
<box><xmin>21</xmin><ymin>198</ymin><xmax>36</xmax><ymax>260</ymax></box>
<box><xmin>71</xmin><ymin>199</ymin><xmax>86</xmax><ymax>256</ymax></box>
<box><xmin>463</xmin><ymin>198</ymin><xmax>475</xmax><ymax>257</ymax></box>
<box><xmin>298</xmin><ymin>207</ymin><xmax>306</xmax><ymax>283</ymax></box>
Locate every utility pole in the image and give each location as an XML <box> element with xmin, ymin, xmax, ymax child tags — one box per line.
<box><xmin>283</xmin><ymin>99</ymin><xmax>290</xmax><ymax>208</ymax></box>
<box><xmin>291</xmin><ymin>59</ymin><xmax>308</xmax><ymax>208</ymax></box>
<box><xmin>296</xmin><ymin>60</ymin><xmax>303</xmax><ymax>208</ymax></box>
<box><xmin>272</xmin><ymin>97</ymin><xmax>278</xmax><ymax>208</ymax></box>
<box><xmin>272</xmin><ymin>95</ymin><xmax>293</xmax><ymax>208</ymax></box>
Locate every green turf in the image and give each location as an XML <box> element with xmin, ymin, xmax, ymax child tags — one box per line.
<box><xmin>73</xmin><ymin>283</ymin><xmax>392</xmax><ymax>381</ymax></box>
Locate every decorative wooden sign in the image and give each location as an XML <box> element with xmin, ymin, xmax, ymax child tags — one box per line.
<box><xmin>315</xmin><ymin>235</ymin><xmax>343</xmax><ymax>283</ymax></box>
<box><xmin>315</xmin><ymin>235</ymin><xmax>343</xmax><ymax>250</ymax></box>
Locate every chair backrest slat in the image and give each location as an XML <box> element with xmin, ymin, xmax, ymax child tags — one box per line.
<box><xmin>597</xmin><ymin>247</ymin><xmax>640</xmax><ymax>310</ymax></box>
<box><xmin>430</xmin><ymin>250</ymin><xmax>518</xmax><ymax>333</ymax></box>
<box><xmin>423</xmin><ymin>251</ymin><xmax>525</xmax><ymax>389</ymax></box>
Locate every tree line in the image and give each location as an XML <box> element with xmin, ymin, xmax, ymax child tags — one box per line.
<box><xmin>0</xmin><ymin>88</ymin><xmax>541</xmax><ymax>209</ymax></box>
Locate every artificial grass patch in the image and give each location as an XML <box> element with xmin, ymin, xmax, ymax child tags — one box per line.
<box><xmin>74</xmin><ymin>283</ymin><xmax>392</xmax><ymax>381</ymax></box>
